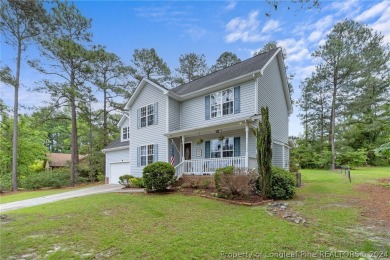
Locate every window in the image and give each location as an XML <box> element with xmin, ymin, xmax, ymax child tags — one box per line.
<box><xmin>210</xmin><ymin>88</ymin><xmax>234</xmax><ymax>118</ymax></box>
<box><xmin>140</xmin><ymin>144</ymin><xmax>154</xmax><ymax>166</ymax></box>
<box><xmin>122</xmin><ymin>127</ymin><xmax>129</xmax><ymax>141</ymax></box>
<box><xmin>210</xmin><ymin>137</ymin><xmax>234</xmax><ymax>158</ymax></box>
<box><xmin>139</xmin><ymin>103</ymin><xmax>155</xmax><ymax>128</ymax></box>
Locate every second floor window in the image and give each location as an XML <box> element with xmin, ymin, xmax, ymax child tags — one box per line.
<box><xmin>122</xmin><ymin>127</ymin><xmax>129</xmax><ymax>140</ymax></box>
<box><xmin>140</xmin><ymin>103</ymin><xmax>156</xmax><ymax>128</ymax></box>
<box><xmin>211</xmin><ymin>88</ymin><xmax>234</xmax><ymax>118</ymax></box>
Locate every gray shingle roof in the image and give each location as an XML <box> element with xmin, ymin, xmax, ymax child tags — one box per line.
<box><xmin>170</xmin><ymin>48</ymin><xmax>279</xmax><ymax>95</ymax></box>
<box><xmin>103</xmin><ymin>138</ymin><xmax>129</xmax><ymax>151</ymax></box>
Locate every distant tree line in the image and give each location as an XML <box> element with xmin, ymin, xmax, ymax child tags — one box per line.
<box><xmin>293</xmin><ymin>19</ymin><xmax>390</xmax><ymax>170</ymax></box>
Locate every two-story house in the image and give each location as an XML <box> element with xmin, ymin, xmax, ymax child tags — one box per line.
<box><xmin>102</xmin><ymin>48</ymin><xmax>292</xmax><ymax>184</ymax></box>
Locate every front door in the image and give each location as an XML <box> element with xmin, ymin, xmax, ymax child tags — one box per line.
<box><xmin>184</xmin><ymin>143</ymin><xmax>192</xmax><ymax>160</ymax></box>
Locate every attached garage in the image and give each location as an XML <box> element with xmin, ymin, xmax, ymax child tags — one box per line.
<box><xmin>109</xmin><ymin>162</ymin><xmax>130</xmax><ymax>184</ymax></box>
<box><xmin>102</xmin><ymin>138</ymin><xmax>130</xmax><ymax>184</ymax></box>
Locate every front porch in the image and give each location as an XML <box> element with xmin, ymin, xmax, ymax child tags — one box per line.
<box><xmin>166</xmin><ymin>117</ymin><xmax>260</xmax><ymax>178</ymax></box>
<box><xmin>175</xmin><ymin>156</ymin><xmax>246</xmax><ymax>177</ymax></box>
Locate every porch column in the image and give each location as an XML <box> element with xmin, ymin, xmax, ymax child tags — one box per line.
<box><xmin>181</xmin><ymin>135</ymin><xmax>185</xmax><ymax>162</ymax></box>
<box><xmin>245</xmin><ymin>122</ymin><xmax>249</xmax><ymax>168</ymax></box>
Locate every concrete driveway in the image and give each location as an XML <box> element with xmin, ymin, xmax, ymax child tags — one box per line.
<box><xmin>0</xmin><ymin>184</ymin><xmax>139</xmax><ymax>213</ymax></box>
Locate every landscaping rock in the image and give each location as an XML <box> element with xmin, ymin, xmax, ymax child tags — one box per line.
<box><xmin>267</xmin><ymin>202</ymin><xmax>308</xmax><ymax>225</ymax></box>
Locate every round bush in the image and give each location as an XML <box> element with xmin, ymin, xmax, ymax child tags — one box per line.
<box><xmin>142</xmin><ymin>162</ymin><xmax>175</xmax><ymax>192</ymax></box>
<box><xmin>269</xmin><ymin>166</ymin><xmax>296</xmax><ymax>199</ymax></box>
<box><xmin>118</xmin><ymin>174</ymin><xmax>134</xmax><ymax>188</ymax></box>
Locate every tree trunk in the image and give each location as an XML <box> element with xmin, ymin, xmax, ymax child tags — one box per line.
<box><xmin>330</xmin><ymin>78</ymin><xmax>337</xmax><ymax>171</ymax></box>
<box><xmin>103</xmin><ymin>88</ymin><xmax>107</xmax><ymax>146</ymax></box>
<box><xmin>69</xmin><ymin>71</ymin><xmax>79</xmax><ymax>187</ymax></box>
<box><xmin>11</xmin><ymin>40</ymin><xmax>22</xmax><ymax>191</ymax></box>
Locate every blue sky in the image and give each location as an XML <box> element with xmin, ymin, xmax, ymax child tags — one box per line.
<box><xmin>1</xmin><ymin>0</ymin><xmax>389</xmax><ymax>136</ymax></box>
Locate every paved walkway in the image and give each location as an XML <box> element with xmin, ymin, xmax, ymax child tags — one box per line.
<box><xmin>0</xmin><ymin>185</ymin><xmax>144</xmax><ymax>213</ymax></box>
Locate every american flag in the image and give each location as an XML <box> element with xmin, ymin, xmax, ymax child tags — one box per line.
<box><xmin>170</xmin><ymin>144</ymin><xmax>175</xmax><ymax>166</ymax></box>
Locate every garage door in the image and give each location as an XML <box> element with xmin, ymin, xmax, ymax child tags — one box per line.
<box><xmin>110</xmin><ymin>162</ymin><xmax>130</xmax><ymax>184</ymax></box>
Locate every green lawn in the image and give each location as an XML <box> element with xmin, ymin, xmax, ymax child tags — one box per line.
<box><xmin>0</xmin><ymin>184</ymin><xmax>99</xmax><ymax>204</ymax></box>
<box><xmin>0</xmin><ymin>167</ymin><xmax>389</xmax><ymax>259</ymax></box>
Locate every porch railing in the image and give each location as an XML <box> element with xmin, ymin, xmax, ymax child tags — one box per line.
<box><xmin>175</xmin><ymin>156</ymin><xmax>246</xmax><ymax>177</ymax></box>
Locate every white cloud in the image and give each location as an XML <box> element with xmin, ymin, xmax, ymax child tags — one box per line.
<box><xmin>370</xmin><ymin>6</ymin><xmax>390</xmax><ymax>44</ymax></box>
<box><xmin>183</xmin><ymin>24</ymin><xmax>206</xmax><ymax>40</ymax></box>
<box><xmin>308</xmin><ymin>31</ymin><xmax>322</xmax><ymax>42</ymax></box>
<box><xmin>261</xmin><ymin>19</ymin><xmax>281</xmax><ymax>33</ymax></box>
<box><xmin>224</xmin><ymin>1</ymin><xmax>237</xmax><ymax>11</ymax></box>
<box><xmin>289</xmin><ymin>49</ymin><xmax>310</xmax><ymax>63</ymax></box>
<box><xmin>355</xmin><ymin>1</ymin><xmax>390</xmax><ymax>21</ymax></box>
<box><xmin>225</xmin><ymin>10</ymin><xmax>264</xmax><ymax>43</ymax></box>
<box><xmin>327</xmin><ymin>0</ymin><xmax>361</xmax><ymax>17</ymax></box>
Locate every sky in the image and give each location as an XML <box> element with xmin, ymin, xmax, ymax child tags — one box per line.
<box><xmin>1</xmin><ymin>0</ymin><xmax>389</xmax><ymax>136</ymax></box>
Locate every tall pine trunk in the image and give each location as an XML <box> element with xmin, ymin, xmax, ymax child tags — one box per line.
<box><xmin>330</xmin><ymin>74</ymin><xmax>337</xmax><ymax>171</ymax></box>
<box><xmin>11</xmin><ymin>40</ymin><xmax>22</xmax><ymax>191</ymax></box>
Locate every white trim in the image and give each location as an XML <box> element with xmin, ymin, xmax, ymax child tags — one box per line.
<box><xmin>209</xmin><ymin>137</ymin><xmax>234</xmax><ymax>158</ymax></box>
<box><xmin>254</xmin><ymin>77</ymin><xmax>259</xmax><ymax>114</ymax></box>
<box><xmin>109</xmin><ymin>161</ymin><xmax>130</xmax><ymax>164</ymax></box>
<box><xmin>139</xmin><ymin>144</ymin><xmax>155</xmax><ymax>167</ymax></box>
<box><xmin>245</xmin><ymin>123</ymin><xmax>249</xmax><ymax>168</ymax></box>
<box><xmin>102</xmin><ymin>145</ymin><xmax>129</xmax><ymax>153</ymax></box>
<box><xmin>121</xmin><ymin>126</ymin><xmax>130</xmax><ymax>142</ymax></box>
<box><xmin>272</xmin><ymin>139</ymin><xmax>286</xmax><ymax>146</ymax></box>
<box><xmin>165</xmin><ymin>114</ymin><xmax>254</xmax><ymax>138</ymax></box>
<box><xmin>166</xmin><ymin>96</ymin><xmax>169</xmax><ymax>133</ymax></box>
<box><xmin>167</xmin><ymin>72</ymin><xmax>260</xmax><ymax>101</ymax></box>
<box><xmin>184</xmin><ymin>141</ymin><xmax>192</xmax><ymax>160</ymax></box>
<box><xmin>125</xmin><ymin>78</ymin><xmax>168</xmax><ymax>109</ymax></box>
<box><xmin>139</xmin><ymin>103</ymin><xmax>155</xmax><ymax>128</ymax></box>
<box><xmin>210</xmin><ymin>87</ymin><xmax>235</xmax><ymax>119</ymax></box>
<box><xmin>260</xmin><ymin>48</ymin><xmax>281</xmax><ymax>75</ymax></box>
<box><xmin>117</xmin><ymin>114</ymin><xmax>128</xmax><ymax>127</ymax></box>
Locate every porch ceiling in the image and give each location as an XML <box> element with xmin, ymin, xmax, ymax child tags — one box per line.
<box><xmin>165</xmin><ymin>115</ymin><xmax>257</xmax><ymax>138</ymax></box>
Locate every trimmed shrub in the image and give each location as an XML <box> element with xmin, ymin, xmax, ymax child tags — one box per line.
<box><xmin>118</xmin><ymin>174</ymin><xmax>134</xmax><ymax>188</ymax></box>
<box><xmin>269</xmin><ymin>166</ymin><xmax>296</xmax><ymax>199</ymax></box>
<box><xmin>214</xmin><ymin>167</ymin><xmax>257</xmax><ymax>196</ymax></box>
<box><xmin>130</xmin><ymin>177</ymin><xmax>145</xmax><ymax>188</ymax></box>
<box><xmin>214</xmin><ymin>166</ymin><xmax>234</xmax><ymax>191</ymax></box>
<box><xmin>142</xmin><ymin>162</ymin><xmax>175</xmax><ymax>192</ymax></box>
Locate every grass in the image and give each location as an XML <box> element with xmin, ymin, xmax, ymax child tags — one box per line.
<box><xmin>0</xmin><ymin>167</ymin><xmax>389</xmax><ymax>259</ymax></box>
<box><xmin>0</xmin><ymin>183</ymin><xmax>99</xmax><ymax>204</ymax></box>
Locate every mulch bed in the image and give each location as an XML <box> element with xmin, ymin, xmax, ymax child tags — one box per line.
<box><xmin>176</xmin><ymin>187</ymin><xmax>270</xmax><ymax>206</ymax></box>
<box><xmin>354</xmin><ymin>183</ymin><xmax>390</xmax><ymax>227</ymax></box>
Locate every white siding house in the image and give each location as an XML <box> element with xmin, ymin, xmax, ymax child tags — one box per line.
<box><xmin>103</xmin><ymin>48</ymin><xmax>292</xmax><ymax>180</ymax></box>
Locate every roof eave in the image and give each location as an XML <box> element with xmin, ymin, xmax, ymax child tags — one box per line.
<box><xmin>172</xmin><ymin>71</ymin><xmax>262</xmax><ymax>101</ymax></box>
<box><xmin>101</xmin><ymin>145</ymin><xmax>129</xmax><ymax>153</ymax></box>
<box><xmin>124</xmin><ymin>78</ymin><xmax>169</xmax><ymax>110</ymax></box>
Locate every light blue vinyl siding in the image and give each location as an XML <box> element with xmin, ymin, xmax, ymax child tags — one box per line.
<box><xmin>257</xmin><ymin>58</ymin><xmax>289</xmax><ymax>144</ymax></box>
<box><xmin>168</xmin><ymin>97</ymin><xmax>180</xmax><ymax>131</ymax></box>
<box><xmin>180</xmin><ymin>80</ymin><xmax>256</xmax><ymax>130</ymax></box>
<box><xmin>129</xmin><ymin>83</ymin><xmax>167</xmax><ymax>177</ymax></box>
<box><xmin>272</xmin><ymin>143</ymin><xmax>284</xmax><ymax>168</ymax></box>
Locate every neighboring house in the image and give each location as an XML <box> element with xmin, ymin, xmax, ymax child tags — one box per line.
<box><xmin>45</xmin><ymin>153</ymin><xmax>86</xmax><ymax>171</ymax></box>
<box><xmin>102</xmin><ymin>48</ymin><xmax>292</xmax><ymax>184</ymax></box>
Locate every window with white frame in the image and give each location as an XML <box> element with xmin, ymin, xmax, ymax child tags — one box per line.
<box><xmin>210</xmin><ymin>137</ymin><xmax>234</xmax><ymax>158</ymax></box>
<box><xmin>140</xmin><ymin>144</ymin><xmax>154</xmax><ymax>166</ymax></box>
<box><xmin>122</xmin><ymin>127</ymin><xmax>129</xmax><ymax>141</ymax></box>
<box><xmin>140</xmin><ymin>104</ymin><xmax>154</xmax><ymax>128</ymax></box>
<box><xmin>210</xmin><ymin>88</ymin><xmax>234</xmax><ymax>118</ymax></box>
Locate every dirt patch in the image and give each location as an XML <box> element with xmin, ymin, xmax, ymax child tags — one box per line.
<box><xmin>355</xmin><ymin>183</ymin><xmax>390</xmax><ymax>228</ymax></box>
